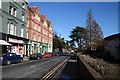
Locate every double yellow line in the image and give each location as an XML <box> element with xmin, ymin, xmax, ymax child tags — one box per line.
<box><xmin>41</xmin><ymin>58</ymin><xmax>69</xmax><ymax>80</ymax></box>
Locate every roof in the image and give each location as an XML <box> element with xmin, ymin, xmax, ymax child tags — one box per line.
<box><xmin>41</xmin><ymin>15</ymin><xmax>46</xmax><ymax>21</ymax></box>
<box><xmin>104</xmin><ymin>33</ymin><xmax>120</xmax><ymax>40</ymax></box>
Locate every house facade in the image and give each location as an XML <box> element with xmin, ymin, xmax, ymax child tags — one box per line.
<box><xmin>0</xmin><ymin>1</ymin><xmax>53</xmax><ymax>57</ymax></box>
<box><xmin>104</xmin><ymin>33</ymin><xmax>120</xmax><ymax>60</ymax></box>
<box><xmin>27</xmin><ymin>6</ymin><xmax>53</xmax><ymax>56</ymax></box>
<box><xmin>0</xmin><ymin>0</ymin><xmax>28</xmax><ymax>57</ymax></box>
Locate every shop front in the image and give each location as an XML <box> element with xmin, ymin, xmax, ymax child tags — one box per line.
<box><xmin>41</xmin><ymin>43</ymin><xmax>48</xmax><ymax>54</ymax></box>
<box><xmin>1</xmin><ymin>33</ymin><xmax>29</xmax><ymax>57</ymax></box>
<box><xmin>8</xmin><ymin>38</ymin><xmax>25</xmax><ymax>57</ymax></box>
<box><xmin>29</xmin><ymin>40</ymin><xmax>43</xmax><ymax>55</ymax></box>
<box><xmin>48</xmin><ymin>44</ymin><xmax>53</xmax><ymax>52</ymax></box>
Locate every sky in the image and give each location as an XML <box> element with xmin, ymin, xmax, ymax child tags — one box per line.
<box><xmin>28</xmin><ymin>2</ymin><xmax>118</xmax><ymax>41</ymax></box>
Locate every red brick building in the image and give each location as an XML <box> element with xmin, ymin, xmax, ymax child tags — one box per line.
<box><xmin>26</xmin><ymin>6</ymin><xmax>53</xmax><ymax>56</ymax></box>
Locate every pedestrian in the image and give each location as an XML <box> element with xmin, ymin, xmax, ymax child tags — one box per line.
<box><xmin>19</xmin><ymin>48</ymin><xmax>23</xmax><ymax>58</ymax></box>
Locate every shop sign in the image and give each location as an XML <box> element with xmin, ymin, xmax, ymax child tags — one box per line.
<box><xmin>9</xmin><ymin>38</ymin><xmax>24</xmax><ymax>44</ymax></box>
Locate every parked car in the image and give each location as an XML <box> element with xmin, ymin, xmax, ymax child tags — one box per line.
<box><xmin>52</xmin><ymin>52</ymin><xmax>59</xmax><ymax>56</ymax></box>
<box><xmin>29</xmin><ymin>53</ymin><xmax>42</xmax><ymax>60</ymax></box>
<box><xmin>43</xmin><ymin>52</ymin><xmax>52</xmax><ymax>58</ymax></box>
<box><xmin>0</xmin><ymin>52</ymin><xmax>23</xmax><ymax>65</ymax></box>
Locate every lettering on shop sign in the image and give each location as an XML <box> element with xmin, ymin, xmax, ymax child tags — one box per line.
<box><xmin>9</xmin><ymin>38</ymin><xmax>24</xmax><ymax>44</ymax></box>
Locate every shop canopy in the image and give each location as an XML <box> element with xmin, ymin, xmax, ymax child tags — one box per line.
<box><xmin>0</xmin><ymin>40</ymin><xmax>12</xmax><ymax>46</ymax></box>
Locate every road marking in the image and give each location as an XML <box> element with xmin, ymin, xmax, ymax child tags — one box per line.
<box><xmin>30</xmin><ymin>66</ymin><xmax>35</xmax><ymax>68</ymax></box>
<box><xmin>68</xmin><ymin>59</ymin><xmax>77</xmax><ymax>62</ymax></box>
<box><xmin>2</xmin><ymin>60</ymin><xmax>33</xmax><ymax>68</ymax></box>
<box><xmin>41</xmin><ymin>57</ymin><xmax>69</xmax><ymax>80</ymax></box>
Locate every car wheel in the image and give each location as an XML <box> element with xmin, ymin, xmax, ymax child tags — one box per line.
<box><xmin>37</xmin><ymin>57</ymin><xmax>40</xmax><ymax>60</ymax></box>
<box><xmin>6</xmin><ymin>60</ymin><xmax>11</xmax><ymax>65</ymax></box>
<box><xmin>20</xmin><ymin>59</ymin><xmax>23</xmax><ymax>63</ymax></box>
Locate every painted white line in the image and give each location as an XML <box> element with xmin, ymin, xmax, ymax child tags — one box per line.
<box><xmin>30</xmin><ymin>66</ymin><xmax>35</xmax><ymax>68</ymax></box>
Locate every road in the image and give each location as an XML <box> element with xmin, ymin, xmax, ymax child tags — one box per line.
<box><xmin>2</xmin><ymin>56</ymin><xmax>68</xmax><ymax>79</ymax></box>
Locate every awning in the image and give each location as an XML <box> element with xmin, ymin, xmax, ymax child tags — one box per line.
<box><xmin>0</xmin><ymin>40</ymin><xmax>12</xmax><ymax>46</ymax></box>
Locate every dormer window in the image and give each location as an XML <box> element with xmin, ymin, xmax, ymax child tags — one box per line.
<box><xmin>9</xmin><ymin>5</ymin><xmax>17</xmax><ymax>17</ymax></box>
<box><xmin>13</xmin><ymin>8</ymin><xmax>17</xmax><ymax>17</ymax></box>
<box><xmin>44</xmin><ymin>21</ymin><xmax>47</xmax><ymax>27</ymax></box>
<box><xmin>35</xmin><ymin>14</ymin><xmax>40</xmax><ymax>22</ymax></box>
<box><xmin>49</xmin><ymin>26</ymin><xmax>52</xmax><ymax>31</ymax></box>
<box><xmin>22</xmin><ymin>13</ymin><xmax>25</xmax><ymax>21</ymax></box>
<box><xmin>22</xmin><ymin>3</ymin><xmax>25</xmax><ymax>9</ymax></box>
<box><xmin>9</xmin><ymin>6</ymin><xmax>12</xmax><ymax>15</ymax></box>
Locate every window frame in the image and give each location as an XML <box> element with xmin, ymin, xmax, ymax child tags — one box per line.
<box><xmin>21</xmin><ymin>27</ymin><xmax>24</xmax><ymax>37</ymax></box>
<box><xmin>22</xmin><ymin>13</ymin><xmax>25</xmax><ymax>21</ymax></box>
<box><xmin>22</xmin><ymin>3</ymin><xmax>25</xmax><ymax>9</ymax></box>
<box><xmin>10</xmin><ymin>23</ymin><xmax>14</xmax><ymax>35</ymax></box>
<box><xmin>7</xmin><ymin>23</ymin><xmax>10</xmax><ymax>34</ymax></box>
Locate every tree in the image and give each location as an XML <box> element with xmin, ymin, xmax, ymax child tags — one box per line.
<box><xmin>69</xmin><ymin>26</ymin><xmax>87</xmax><ymax>50</ymax></box>
<box><xmin>86</xmin><ymin>9</ymin><xmax>104</xmax><ymax>50</ymax></box>
<box><xmin>53</xmin><ymin>33</ymin><xmax>69</xmax><ymax>52</ymax></box>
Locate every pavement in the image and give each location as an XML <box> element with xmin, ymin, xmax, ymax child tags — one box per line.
<box><xmin>23</xmin><ymin>56</ymin><xmax>29</xmax><ymax>61</ymax></box>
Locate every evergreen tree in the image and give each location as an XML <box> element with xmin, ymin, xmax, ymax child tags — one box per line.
<box><xmin>69</xmin><ymin>26</ymin><xmax>87</xmax><ymax>50</ymax></box>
